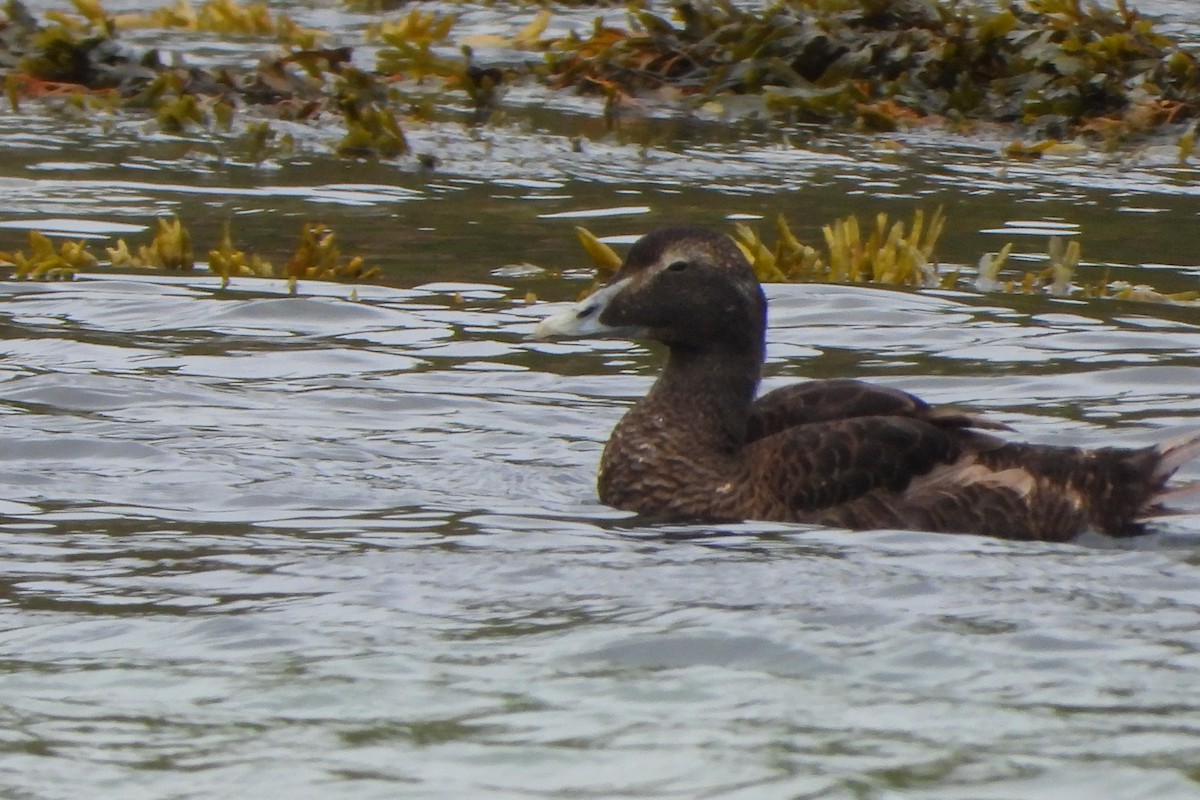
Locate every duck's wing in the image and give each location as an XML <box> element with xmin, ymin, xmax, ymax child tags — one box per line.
<box><xmin>741</xmin><ymin>414</ymin><xmax>985</xmax><ymax>512</ymax></box>
<box><xmin>747</xmin><ymin>379</ymin><xmax>1008</xmax><ymax>442</ymax></box>
<box><xmin>739</xmin><ymin>415</ymin><xmax>1070</xmax><ymax>537</ymax></box>
<box><xmin>745</xmin><ymin>419</ymin><xmax>1200</xmax><ymax>539</ymax></box>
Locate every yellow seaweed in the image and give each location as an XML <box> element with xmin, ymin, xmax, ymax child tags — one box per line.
<box><xmin>208</xmin><ymin>221</ymin><xmax>274</xmax><ymax>288</ymax></box>
<box><xmin>284</xmin><ymin>223</ymin><xmax>380</xmax><ymax>282</ymax></box>
<box><xmin>0</xmin><ymin>229</ymin><xmax>96</xmax><ymax>280</ymax></box>
<box><xmin>573</xmin><ymin>226</ymin><xmax>622</xmax><ymax>277</ymax></box>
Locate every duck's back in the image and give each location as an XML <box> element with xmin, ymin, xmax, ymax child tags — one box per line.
<box><xmin>739</xmin><ymin>380</ymin><xmax>1199</xmax><ymax>540</ymax></box>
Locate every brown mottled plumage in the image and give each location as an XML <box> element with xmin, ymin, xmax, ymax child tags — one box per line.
<box><xmin>533</xmin><ymin>227</ymin><xmax>1200</xmax><ymax>541</ymax></box>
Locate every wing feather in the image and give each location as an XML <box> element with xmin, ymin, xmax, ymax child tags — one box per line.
<box><xmin>747</xmin><ymin>378</ymin><xmax>1008</xmax><ymax>442</ymax></box>
<box><xmin>742</xmin><ymin>415</ymin><xmax>963</xmax><ymax>511</ymax></box>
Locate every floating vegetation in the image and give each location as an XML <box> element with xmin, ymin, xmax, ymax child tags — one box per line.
<box><xmin>373</xmin><ymin>10</ymin><xmax>458</xmax><ymax>79</ymax></box>
<box><xmin>16</xmin><ymin>18</ymin><xmax>135</xmax><ymax>89</ymax></box>
<box><xmin>574</xmin><ymin>226</ymin><xmax>622</xmax><ymax>278</ymax></box>
<box><xmin>335</xmin><ymin>68</ymin><xmax>409</xmax><ymax>158</ymax></box>
<box><xmin>150</xmin><ymin>78</ymin><xmax>207</xmax><ymax>134</ymax></box>
<box><xmin>343</xmin><ymin>0</ymin><xmax>408</xmax><ymax>13</ymax></box>
<box><xmin>0</xmin><ymin>217</ymin><xmax>378</xmax><ymax>289</ymax></box>
<box><xmin>1096</xmin><ymin>281</ymin><xmax>1200</xmax><ymax>304</ymax></box>
<box><xmin>1002</xmin><ymin>139</ymin><xmax>1090</xmax><ymax>159</ymax></box>
<box><xmin>284</xmin><ymin>223</ymin><xmax>381</xmax><ymax>283</ymax></box>
<box><xmin>233</xmin><ymin>119</ymin><xmax>295</xmax><ymax>162</ymax></box>
<box><xmin>574</xmin><ymin>210</ymin><xmax>1197</xmax><ymax>307</ymax></box>
<box><xmin>107</xmin><ymin>217</ymin><xmax>194</xmax><ymax>270</ymax></box>
<box><xmin>5</xmin><ymin>0</ymin><xmax>1200</xmax><ymax>160</ymax></box>
<box><xmin>731</xmin><ymin>209</ymin><xmax>945</xmax><ymax>287</ymax></box>
<box><xmin>2</xmin><ymin>0</ymin><xmax>404</xmax><ymax>155</ymax></box>
<box><xmin>976</xmin><ymin>236</ymin><xmax>1077</xmax><ymax>295</ymax></box>
<box><xmin>0</xmin><ymin>230</ymin><xmax>97</xmax><ymax>280</ymax></box>
<box><xmin>372</xmin><ymin>10</ymin><xmax>524</xmax><ymax>124</ymax></box>
<box><xmin>545</xmin><ymin>0</ymin><xmax>1200</xmax><ymax>138</ymax></box>
<box><xmin>971</xmin><ymin>233</ymin><xmax>1199</xmax><ymax>302</ymax></box>
<box><xmin>207</xmin><ymin>221</ymin><xmax>274</xmax><ymax>288</ymax></box>
<box><xmin>115</xmin><ymin>0</ymin><xmax>324</xmax><ymax>48</ymax></box>
<box><xmin>974</xmin><ymin>243</ymin><xmax>1016</xmax><ymax>292</ymax></box>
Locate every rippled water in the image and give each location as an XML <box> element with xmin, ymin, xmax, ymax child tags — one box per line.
<box><xmin>3</xmin><ymin>1</ymin><xmax>1200</xmax><ymax>798</ymax></box>
<box><xmin>3</xmin><ymin>273</ymin><xmax>1200</xmax><ymax>799</ymax></box>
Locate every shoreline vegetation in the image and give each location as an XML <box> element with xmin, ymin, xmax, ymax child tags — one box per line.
<box><xmin>5</xmin><ymin>210</ymin><xmax>1194</xmax><ymax>308</ymax></box>
<box><xmin>0</xmin><ymin>0</ymin><xmax>1197</xmax><ymax>305</ymax></box>
<box><xmin>6</xmin><ymin>0</ymin><xmax>1200</xmax><ymax>151</ymax></box>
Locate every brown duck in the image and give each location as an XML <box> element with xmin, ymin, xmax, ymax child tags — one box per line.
<box><xmin>533</xmin><ymin>226</ymin><xmax>1200</xmax><ymax>541</ymax></box>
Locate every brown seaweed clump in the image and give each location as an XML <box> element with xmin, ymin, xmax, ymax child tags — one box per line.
<box><xmin>6</xmin><ymin>0</ymin><xmax>1200</xmax><ymax>153</ymax></box>
<box><xmin>546</xmin><ymin>0</ymin><xmax>1200</xmax><ymax>138</ymax></box>
<box><xmin>0</xmin><ymin>0</ymin><xmax>412</xmax><ymax>158</ymax></box>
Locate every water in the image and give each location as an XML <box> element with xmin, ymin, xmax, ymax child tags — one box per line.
<box><xmin>3</xmin><ymin>1</ymin><xmax>1200</xmax><ymax>798</ymax></box>
<box><xmin>3</xmin><ymin>273</ymin><xmax>1199</xmax><ymax>799</ymax></box>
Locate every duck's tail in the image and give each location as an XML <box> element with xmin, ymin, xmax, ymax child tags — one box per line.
<box><xmin>1151</xmin><ymin>430</ymin><xmax>1200</xmax><ymax>482</ymax></box>
<box><xmin>1145</xmin><ymin>430</ymin><xmax>1200</xmax><ymax>513</ymax></box>
<box><xmin>974</xmin><ymin>430</ymin><xmax>1200</xmax><ymax>538</ymax></box>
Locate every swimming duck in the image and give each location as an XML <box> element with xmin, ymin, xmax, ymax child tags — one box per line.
<box><xmin>533</xmin><ymin>226</ymin><xmax>1200</xmax><ymax>541</ymax></box>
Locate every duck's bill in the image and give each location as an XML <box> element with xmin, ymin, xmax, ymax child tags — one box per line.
<box><xmin>530</xmin><ymin>277</ymin><xmax>641</xmax><ymax>340</ymax></box>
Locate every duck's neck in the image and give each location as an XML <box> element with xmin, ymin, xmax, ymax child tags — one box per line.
<box><xmin>643</xmin><ymin>342</ymin><xmax>762</xmax><ymax>452</ymax></box>
<box><xmin>599</xmin><ymin>340</ymin><xmax>763</xmax><ymax>513</ymax></box>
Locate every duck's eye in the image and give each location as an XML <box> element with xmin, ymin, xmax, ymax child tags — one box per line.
<box><xmin>666</xmin><ymin>260</ymin><xmax>689</xmax><ymax>272</ymax></box>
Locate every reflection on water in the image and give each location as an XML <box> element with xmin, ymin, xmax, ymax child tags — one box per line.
<box><xmin>2</xmin><ymin>274</ymin><xmax>1200</xmax><ymax>799</ymax></box>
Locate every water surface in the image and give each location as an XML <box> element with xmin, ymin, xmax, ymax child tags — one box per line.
<box><xmin>3</xmin><ymin>273</ymin><xmax>1200</xmax><ymax>799</ymax></box>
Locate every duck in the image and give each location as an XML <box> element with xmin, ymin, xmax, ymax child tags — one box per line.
<box><xmin>532</xmin><ymin>226</ymin><xmax>1200</xmax><ymax>541</ymax></box>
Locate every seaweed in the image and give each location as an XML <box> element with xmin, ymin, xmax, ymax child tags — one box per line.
<box><xmin>6</xmin><ymin>0</ymin><xmax>1199</xmax><ymax>157</ymax></box>
<box><xmin>284</xmin><ymin>222</ymin><xmax>381</xmax><ymax>283</ymax></box>
<box><xmin>573</xmin><ymin>210</ymin><xmax>1197</xmax><ymax>307</ymax></box>
<box><xmin>335</xmin><ymin>68</ymin><xmax>409</xmax><ymax>158</ymax></box>
<box><xmin>0</xmin><ymin>216</ymin><xmax>382</xmax><ymax>288</ymax></box>
<box><xmin>0</xmin><ymin>230</ymin><xmax>97</xmax><ymax>280</ymax></box>
<box><xmin>208</xmin><ymin>220</ymin><xmax>274</xmax><ymax>287</ymax></box>
<box><xmin>107</xmin><ymin>216</ymin><xmax>194</xmax><ymax>270</ymax></box>
<box><xmin>544</xmin><ymin>0</ymin><xmax>1200</xmax><ymax>138</ymax></box>
<box><xmin>373</xmin><ymin>9</ymin><xmax>458</xmax><ymax>78</ymax></box>
<box><xmin>975</xmin><ymin>236</ymin><xmax>1077</xmax><ymax>294</ymax></box>
<box><xmin>117</xmin><ymin>0</ymin><xmax>324</xmax><ymax>48</ymax></box>
<box><xmin>729</xmin><ymin>208</ymin><xmax>945</xmax><ymax>287</ymax></box>
<box><xmin>574</xmin><ymin>226</ymin><xmax>622</xmax><ymax>278</ymax></box>
<box><xmin>342</xmin><ymin>0</ymin><xmax>409</xmax><ymax>13</ymax></box>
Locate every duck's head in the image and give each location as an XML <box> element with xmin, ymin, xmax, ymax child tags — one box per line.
<box><xmin>533</xmin><ymin>227</ymin><xmax>767</xmax><ymax>353</ymax></box>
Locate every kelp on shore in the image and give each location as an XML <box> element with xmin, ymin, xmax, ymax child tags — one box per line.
<box><xmin>545</xmin><ymin>0</ymin><xmax>1200</xmax><ymax>140</ymax></box>
<box><xmin>4</xmin><ymin>0</ymin><xmax>1200</xmax><ymax>156</ymax></box>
